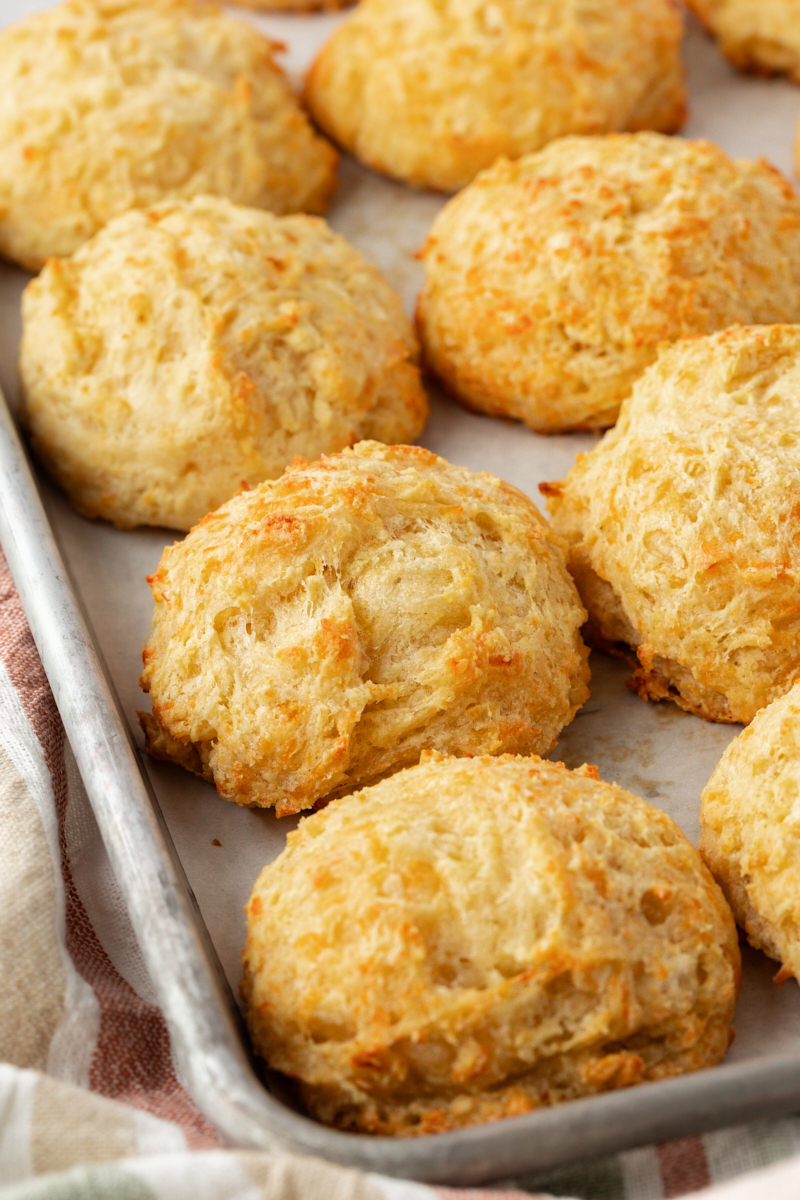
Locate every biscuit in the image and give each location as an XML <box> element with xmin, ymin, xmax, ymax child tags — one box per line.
<box><xmin>233</xmin><ymin>0</ymin><xmax>350</xmax><ymax>9</ymax></box>
<box><xmin>304</xmin><ymin>0</ymin><xmax>685</xmax><ymax>193</ymax></box>
<box><xmin>417</xmin><ymin>135</ymin><xmax>800</xmax><ymax>433</ymax></box>
<box><xmin>545</xmin><ymin>325</ymin><xmax>800</xmax><ymax>724</ymax></box>
<box><xmin>19</xmin><ymin>197</ymin><xmax>427</xmax><ymax>531</ymax></box>
<box><xmin>242</xmin><ymin>752</ymin><xmax>740</xmax><ymax>1136</ymax></box>
<box><xmin>0</xmin><ymin>0</ymin><xmax>338</xmax><ymax>270</ymax></box>
<box><xmin>139</xmin><ymin>443</ymin><xmax>590</xmax><ymax>814</ymax></box>
<box><xmin>700</xmin><ymin>682</ymin><xmax>800</xmax><ymax>983</ymax></box>
<box><xmin>689</xmin><ymin>0</ymin><xmax>800</xmax><ymax>83</ymax></box>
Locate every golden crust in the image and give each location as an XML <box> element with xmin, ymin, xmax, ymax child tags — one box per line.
<box><xmin>232</xmin><ymin>0</ymin><xmax>352</xmax><ymax>9</ymax></box>
<box><xmin>546</xmin><ymin>324</ymin><xmax>800</xmax><ymax>724</ymax></box>
<box><xmin>242</xmin><ymin>752</ymin><xmax>740</xmax><ymax>1136</ymax></box>
<box><xmin>688</xmin><ymin>0</ymin><xmax>800</xmax><ymax>83</ymax></box>
<box><xmin>0</xmin><ymin>0</ymin><xmax>338</xmax><ymax>270</ymax></box>
<box><xmin>700</xmin><ymin>681</ymin><xmax>800</xmax><ymax>982</ymax></box>
<box><xmin>417</xmin><ymin>134</ymin><xmax>800</xmax><ymax>433</ymax></box>
<box><xmin>304</xmin><ymin>0</ymin><xmax>685</xmax><ymax>193</ymax></box>
<box><xmin>139</xmin><ymin>442</ymin><xmax>590</xmax><ymax>813</ymax></box>
<box><xmin>19</xmin><ymin>197</ymin><xmax>427</xmax><ymax>531</ymax></box>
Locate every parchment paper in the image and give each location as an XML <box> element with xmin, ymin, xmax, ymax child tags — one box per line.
<box><xmin>1</xmin><ymin>0</ymin><xmax>800</xmax><ymax>1076</ymax></box>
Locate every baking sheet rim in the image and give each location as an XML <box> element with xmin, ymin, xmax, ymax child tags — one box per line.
<box><xmin>2</xmin><ymin>384</ymin><xmax>800</xmax><ymax>1183</ymax></box>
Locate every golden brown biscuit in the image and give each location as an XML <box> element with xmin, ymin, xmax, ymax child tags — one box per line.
<box><xmin>417</xmin><ymin>135</ymin><xmax>800</xmax><ymax>433</ymax></box>
<box><xmin>0</xmin><ymin>0</ymin><xmax>337</xmax><ymax>270</ymax></box>
<box><xmin>545</xmin><ymin>325</ymin><xmax>800</xmax><ymax>724</ymax></box>
<box><xmin>242</xmin><ymin>752</ymin><xmax>740</xmax><ymax>1136</ymax></box>
<box><xmin>19</xmin><ymin>197</ymin><xmax>426</xmax><ymax>531</ymax></box>
<box><xmin>304</xmin><ymin>0</ymin><xmax>685</xmax><ymax>193</ymax></box>
<box><xmin>701</xmin><ymin>682</ymin><xmax>800</xmax><ymax>983</ymax></box>
<box><xmin>232</xmin><ymin>0</ymin><xmax>350</xmax><ymax>9</ymax></box>
<box><xmin>689</xmin><ymin>0</ymin><xmax>800</xmax><ymax>82</ymax></box>
<box><xmin>139</xmin><ymin>443</ymin><xmax>590</xmax><ymax>814</ymax></box>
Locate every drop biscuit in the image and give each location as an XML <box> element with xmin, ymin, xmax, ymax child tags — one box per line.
<box><xmin>242</xmin><ymin>753</ymin><xmax>740</xmax><ymax>1135</ymax></box>
<box><xmin>545</xmin><ymin>325</ymin><xmax>800</xmax><ymax>723</ymax></box>
<box><xmin>139</xmin><ymin>443</ymin><xmax>590</xmax><ymax>813</ymax></box>
<box><xmin>701</xmin><ymin>681</ymin><xmax>800</xmax><ymax>983</ymax></box>
<box><xmin>305</xmin><ymin>0</ymin><xmax>685</xmax><ymax>193</ymax></box>
<box><xmin>418</xmin><ymin>135</ymin><xmax>800</xmax><ymax>432</ymax></box>
<box><xmin>20</xmin><ymin>197</ymin><xmax>426</xmax><ymax>531</ymax></box>
<box><xmin>0</xmin><ymin>0</ymin><xmax>337</xmax><ymax>269</ymax></box>
<box><xmin>689</xmin><ymin>0</ymin><xmax>800</xmax><ymax>83</ymax></box>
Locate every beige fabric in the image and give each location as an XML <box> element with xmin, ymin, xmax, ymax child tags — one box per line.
<box><xmin>30</xmin><ymin>1074</ymin><xmax>141</xmax><ymax>1174</ymax></box>
<box><xmin>0</xmin><ymin>741</ymin><xmax>66</xmax><ymax>1072</ymax></box>
<box><xmin>240</xmin><ymin>1152</ymin><xmax>384</xmax><ymax>1200</ymax></box>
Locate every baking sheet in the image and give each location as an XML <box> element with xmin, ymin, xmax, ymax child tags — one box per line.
<box><xmin>3</xmin><ymin>0</ymin><xmax>800</xmax><ymax>1172</ymax></box>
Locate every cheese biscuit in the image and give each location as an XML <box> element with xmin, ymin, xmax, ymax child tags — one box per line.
<box><xmin>305</xmin><ymin>0</ymin><xmax>685</xmax><ymax>193</ymax></box>
<box><xmin>418</xmin><ymin>135</ymin><xmax>800</xmax><ymax>432</ymax></box>
<box><xmin>139</xmin><ymin>443</ymin><xmax>590</xmax><ymax>813</ymax></box>
<box><xmin>689</xmin><ymin>0</ymin><xmax>800</xmax><ymax>83</ymax></box>
<box><xmin>701</xmin><ymin>682</ymin><xmax>800</xmax><ymax>983</ymax></box>
<box><xmin>20</xmin><ymin>198</ymin><xmax>427</xmax><ymax>531</ymax></box>
<box><xmin>0</xmin><ymin>0</ymin><xmax>337</xmax><ymax>269</ymax></box>
<box><xmin>545</xmin><ymin>325</ymin><xmax>800</xmax><ymax>723</ymax></box>
<box><xmin>243</xmin><ymin>753</ymin><xmax>740</xmax><ymax>1135</ymax></box>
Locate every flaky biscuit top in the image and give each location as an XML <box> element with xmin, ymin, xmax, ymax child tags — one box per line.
<box><xmin>701</xmin><ymin>681</ymin><xmax>800</xmax><ymax>981</ymax></box>
<box><xmin>547</xmin><ymin>324</ymin><xmax>800</xmax><ymax>722</ymax></box>
<box><xmin>305</xmin><ymin>0</ymin><xmax>684</xmax><ymax>192</ymax></box>
<box><xmin>418</xmin><ymin>134</ymin><xmax>800</xmax><ymax>431</ymax></box>
<box><xmin>140</xmin><ymin>443</ymin><xmax>590</xmax><ymax>813</ymax></box>
<box><xmin>243</xmin><ymin>753</ymin><xmax>739</xmax><ymax>1136</ymax></box>
<box><xmin>0</xmin><ymin>0</ymin><xmax>337</xmax><ymax>268</ymax></box>
<box><xmin>20</xmin><ymin>198</ymin><xmax>427</xmax><ymax>530</ymax></box>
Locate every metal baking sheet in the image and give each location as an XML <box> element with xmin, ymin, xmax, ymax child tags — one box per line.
<box><xmin>3</xmin><ymin>1</ymin><xmax>800</xmax><ymax>1185</ymax></box>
